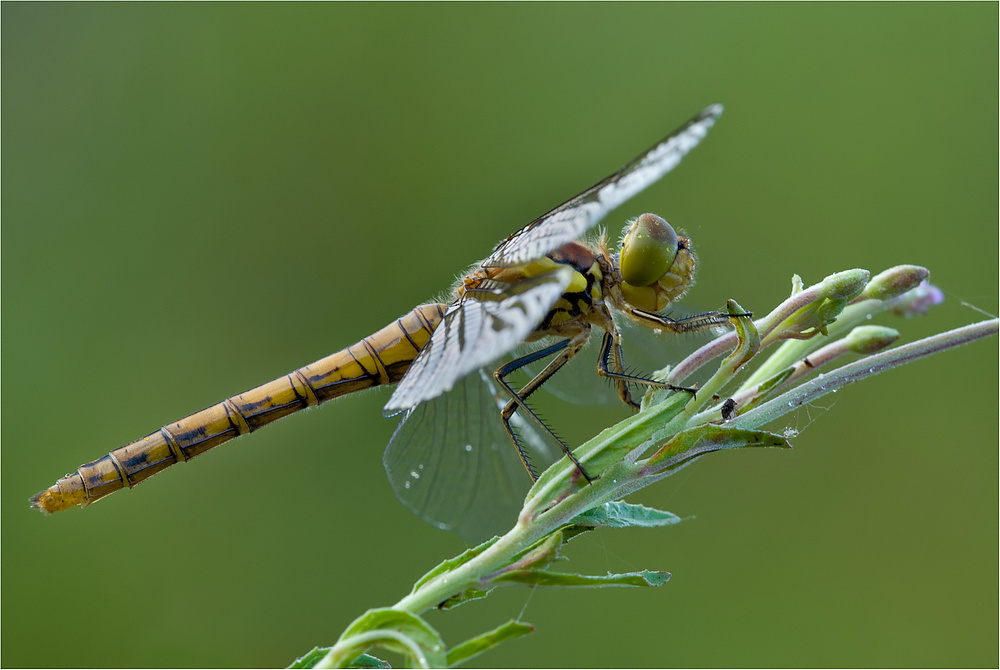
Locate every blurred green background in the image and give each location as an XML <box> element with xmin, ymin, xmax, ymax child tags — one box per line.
<box><xmin>3</xmin><ymin>4</ymin><xmax>996</xmax><ymax>668</ymax></box>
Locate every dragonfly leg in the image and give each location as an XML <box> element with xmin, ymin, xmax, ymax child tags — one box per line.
<box><xmin>605</xmin><ymin>329</ymin><xmax>642</xmax><ymax>411</ymax></box>
<box><xmin>630</xmin><ymin>308</ymin><xmax>751</xmax><ymax>333</ymax></box>
<box><xmin>493</xmin><ymin>333</ymin><xmax>595</xmax><ymax>483</ymax></box>
<box><xmin>599</xmin><ymin>308</ymin><xmax>752</xmax><ymax>398</ymax></box>
<box><xmin>598</xmin><ymin>331</ymin><xmax>696</xmax><ymax>396</ymax></box>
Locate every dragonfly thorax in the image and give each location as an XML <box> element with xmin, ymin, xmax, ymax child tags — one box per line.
<box><xmin>462</xmin><ymin>241</ymin><xmax>608</xmax><ymax>340</ymax></box>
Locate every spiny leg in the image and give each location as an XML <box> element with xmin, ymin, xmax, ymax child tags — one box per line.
<box><xmin>631</xmin><ymin>308</ymin><xmax>750</xmax><ymax>334</ymax></box>
<box><xmin>606</xmin><ymin>331</ymin><xmax>641</xmax><ymax>410</ymax></box>
<box><xmin>493</xmin><ymin>333</ymin><xmax>594</xmax><ymax>483</ymax></box>
<box><xmin>597</xmin><ymin>331</ymin><xmax>697</xmax><ymax>396</ymax></box>
<box><xmin>599</xmin><ymin>308</ymin><xmax>752</xmax><ymax>398</ymax></box>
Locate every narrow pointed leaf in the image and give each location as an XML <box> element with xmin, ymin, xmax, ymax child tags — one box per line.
<box><xmin>645</xmin><ymin>425</ymin><xmax>789</xmax><ymax>474</ymax></box>
<box><xmin>572</xmin><ymin>501</ymin><xmax>682</xmax><ymax>528</ymax></box>
<box><xmin>445</xmin><ymin>620</ymin><xmax>535</xmax><ymax>667</ymax></box>
<box><xmin>493</xmin><ymin>569</ymin><xmax>671</xmax><ymax>588</ymax></box>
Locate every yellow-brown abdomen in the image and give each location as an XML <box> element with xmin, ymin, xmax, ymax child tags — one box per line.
<box><xmin>30</xmin><ymin>303</ymin><xmax>446</xmax><ymax>513</ymax></box>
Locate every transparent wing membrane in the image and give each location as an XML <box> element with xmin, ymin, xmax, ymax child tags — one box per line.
<box><xmin>383</xmin><ymin>370</ymin><xmax>551</xmax><ymax>542</ymax></box>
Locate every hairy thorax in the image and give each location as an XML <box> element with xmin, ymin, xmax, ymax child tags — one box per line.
<box><xmin>460</xmin><ymin>241</ymin><xmax>615</xmax><ymax>341</ymax></box>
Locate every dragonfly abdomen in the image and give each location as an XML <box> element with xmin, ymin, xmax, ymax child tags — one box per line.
<box><xmin>30</xmin><ymin>302</ymin><xmax>447</xmax><ymax>513</ymax></box>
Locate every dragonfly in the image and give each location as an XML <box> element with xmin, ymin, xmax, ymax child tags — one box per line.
<box><xmin>32</xmin><ymin>104</ymin><xmax>735</xmax><ymax>540</ymax></box>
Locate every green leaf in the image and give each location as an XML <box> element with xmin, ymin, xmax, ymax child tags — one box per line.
<box><xmin>289</xmin><ymin>648</ymin><xmax>390</xmax><ymax>669</ymax></box>
<box><xmin>571</xmin><ymin>501</ymin><xmax>682</xmax><ymax>529</ymax></box>
<box><xmin>288</xmin><ymin>647</ymin><xmax>332</xmax><ymax>669</ymax></box>
<box><xmin>445</xmin><ymin>620</ymin><xmax>534</xmax><ymax>667</ymax></box>
<box><xmin>438</xmin><ymin>566</ymin><xmax>673</xmax><ymax>608</ymax></box>
<box><xmin>335</xmin><ymin>608</ymin><xmax>446</xmax><ymax>669</ymax></box>
<box><xmin>644</xmin><ymin>424</ymin><xmax>790</xmax><ymax>475</ymax></box>
<box><xmin>494</xmin><ymin>569</ymin><xmax>671</xmax><ymax>588</ymax></box>
<box><xmin>347</xmin><ymin>654</ymin><xmax>392</xmax><ymax>669</ymax></box>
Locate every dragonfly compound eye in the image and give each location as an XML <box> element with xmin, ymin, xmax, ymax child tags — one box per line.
<box><xmin>619</xmin><ymin>213</ymin><xmax>697</xmax><ymax>312</ymax></box>
<box><xmin>620</xmin><ymin>213</ymin><xmax>679</xmax><ymax>287</ymax></box>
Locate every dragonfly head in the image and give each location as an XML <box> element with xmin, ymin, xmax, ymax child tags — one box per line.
<box><xmin>617</xmin><ymin>213</ymin><xmax>696</xmax><ymax>312</ymax></box>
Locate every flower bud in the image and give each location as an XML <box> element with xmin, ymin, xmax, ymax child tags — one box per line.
<box><xmin>861</xmin><ymin>265</ymin><xmax>930</xmax><ymax>302</ymax></box>
<box><xmin>843</xmin><ymin>325</ymin><xmax>900</xmax><ymax>354</ymax></box>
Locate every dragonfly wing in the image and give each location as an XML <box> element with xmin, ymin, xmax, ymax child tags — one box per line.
<box><xmin>484</xmin><ymin>104</ymin><xmax>722</xmax><ymax>268</ymax></box>
<box><xmin>383</xmin><ymin>267</ymin><xmax>574</xmax><ymax>414</ymax></box>
<box><xmin>383</xmin><ymin>369</ymin><xmax>545</xmax><ymax>542</ymax></box>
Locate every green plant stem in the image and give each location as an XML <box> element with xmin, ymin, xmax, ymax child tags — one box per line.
<box><xmin>313</xmin><ymin>265</ymin><xmax>995</xmax><ymax>669</ymax></box>
<box><xmin>729</xmin><ymin>318</ymin><xmax>998</xmax><ymax>430</ymax></box>
<box><xmin>392</xmin><ymin>461</ymin><xmax>634</xmax><ymax>614</ymax></box>
<box><xmin>388</xmin><ymin>317</ymin><xmax>997</xmax><ymax>615</ymax></box>
<box><xmin>393</xmin><ymin>318</ymin><xmax>998</xmax><ymax>618</ymax></box>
